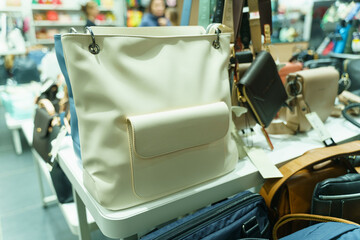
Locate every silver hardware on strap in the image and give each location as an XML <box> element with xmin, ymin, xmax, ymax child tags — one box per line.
<box><xmin>213</xmin><ymin>28</ymin><xmax>221</xmax><ymax>49</ymax></box>
<box><xmin>286</xmin><ymin>76</ymin><xmax>302</xmax><ymax>97</ymax></box>
<box><xmin>69</xmin><ymin>27</ymin><xmax>78</xmax><ymax>33</ymax></box>
<box><xmin>85</xmin><ymin>26</ymin><xmax>100</xmax><ymax>55</ymax></box>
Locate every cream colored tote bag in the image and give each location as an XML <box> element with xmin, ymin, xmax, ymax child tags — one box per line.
<box><xmin>61</xmin><ymin>26</ymin><xmax>238</xmax><ymax>210</ymax></box>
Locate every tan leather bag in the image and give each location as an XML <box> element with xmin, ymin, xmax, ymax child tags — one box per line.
<box><xmin>267</xmin><ymin>67</ymin><xmax>339</xmax><ymax>134</ymax></box>
<box><xmin>259</xmin><ymin>141</ymin><xmax>360</xmax><ymax>236</ymax></box>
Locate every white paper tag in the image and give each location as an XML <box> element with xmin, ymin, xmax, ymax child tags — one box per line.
<box><xmin>305</xmin><ymin>112</ymin><xmax>332</xmax><ymax>142</ymax></box>
<box><xmin>249</xmin><ymin>11</ymin><xmax>260</xmax><ymax>19</ymax></box>
<box><xmin>245</xmin><ymin>147</ymin><xmax>283</xmax><ymax>179</ymax></box>
<box><xmin>49</xmin><ymin>126</ymin><xmax>67</xmax><ymax>164</ymax></box>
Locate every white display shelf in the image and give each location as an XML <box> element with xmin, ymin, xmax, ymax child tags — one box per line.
<box><xmin>96</xmin><ymin>21</ymin><xmax>117</xmax><ymax>26</ymax></box>
<box><xmin>32</xmin><ymin>148</ymin><xmax>98</xmax><ymax>236</ymax></box>
<box><xmin>0</xmin><ymin>49</ymin><xmax>26</xmax><ymax>56</ymax></box>
<box><xmin>31</xmin><ymin>4</ymin><xmax>80</xmax><ymax>11</ymax></box>
<box><xmin>98</xmin><ymin>6</ymin><xmax>113</xmax><ymax>11</ymax></box>
<box><xmin>35</xmin><ymin>39</ymin><xmax>54</xmax><ymax>45</ymax></box>
<box><xmin>34</xmin><ymin>20</ymin><xmax>86</xmax><ymax>27</ymax></box>
<box><xmin>34</xmin><ymin>21</ymin><xmax>116</xmax><ymax>27</ymax></box>
<box><xmin>31</xmin><ymin>4</ymin><xmax>114</xmax><ymax>11</ymax></box>
<box><xmin>0</xmin><ymin>7</ymin><xmax>22</xmax><ymax>12</ymax></box>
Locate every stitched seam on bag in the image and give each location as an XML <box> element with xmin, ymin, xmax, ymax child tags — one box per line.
<box><xmin>83</xmin><ymin>168</ymin><xmax>101</xmax><ymax>204</ymax></box>
<box><xmin>134</xmin><ymin>133</ymin><xmax>228</xmax><ymax>159</ymax></box>
<box><xmin>62</xmin><ymin>34</ymin><xmax>229</xmax><ymax>40</ymax></box>
<box><xmin>126</xmin><ymin>119</ymin><xmax>142</xmax><ymax>199</ymax></box>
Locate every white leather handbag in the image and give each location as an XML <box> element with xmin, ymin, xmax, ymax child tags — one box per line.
<box><xmin>61</xmin><ymin>26</ymin><xmax>238</xmax><ymax>210</ymax></box>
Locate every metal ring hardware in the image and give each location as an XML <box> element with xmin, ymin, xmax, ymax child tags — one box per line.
<box><xmin>286</xmin><ymin>78</ymin><xmax>302</xmax><ymax>97</ymax></box>
<box><xmin>69</xmin><ymin>27</ymin><xmax>78</xmax><ymax>33</ymax></box>
<box><xmin>212</xmin><ymin>28</ymin><xmax>221</xmax><ymax>49</ymax></box>
<box><xmin>85</xmin><ymin>26</ymin><xmax>100</xmax><ymax>55</ymax></box>
<box><xmin>339</xmin><ymin>73</ymin><xmax>352</xmax><ymax>91</ymax></box>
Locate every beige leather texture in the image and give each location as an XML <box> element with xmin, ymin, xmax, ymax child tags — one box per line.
<box><xmin>299</xmin><ymin>67</ymin><xmax>339</xmax><ymax>123</ymax></box>
<box><xmin>61</xmin><ymin>26</ymin><xmax>238</xmax><ymax>210</ymax></box>
<box><xmin>268</xmin><ymin>67</ymin><xmax>339</xmax><ymax>134</ymax></box>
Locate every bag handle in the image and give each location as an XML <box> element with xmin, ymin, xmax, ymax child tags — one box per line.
<box><xmin>38</xmin><ymin>98</ymin><xmax>56</xmax><ymax>116</ymax></box>
<box><xmin>248</xmin><ymin>0</ymin><xmax>262</xmax><ymax>54</ymax></box>
<box><xmin>342</xmin><ymin>103</ymin><xmax>360</xmax><ymax>128</ymax></box>
<box><xmin>273</xmin><ymin>213</ymin><xmax>359</xmax><ymax>240</ymax></box>
<box><xmin>260</xmin><ymin>141</ymin><xmax>360</xmax><ymax>208</ymax></box>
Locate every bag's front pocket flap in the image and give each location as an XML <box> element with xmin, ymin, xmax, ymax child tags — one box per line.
<box><xmin>127</xmin><ymin>102</ymin><xmax>229</xmax><ymax>159</ymax></box>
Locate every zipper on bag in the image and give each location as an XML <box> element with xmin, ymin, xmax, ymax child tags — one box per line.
<box><xmin>153</xmin><ymin>192</ymin><xmax>263</xmax><ymax>240</ymax></box>
<box><xmin>318</xmin><ymin>192</ymin><xmax>360</xmax><ymax>200</ymax></box>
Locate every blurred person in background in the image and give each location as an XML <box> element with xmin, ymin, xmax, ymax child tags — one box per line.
<box><xmin>139</xmin><ymin>0</ymin><xmax>171</xmax><ymax>27</ymax></box>
<box><xmin>165</xmin><ymin>7</ymin><xmax>179</xmax><ymax>26</ymax></box>
<box><xmin>82</xmin><ymin>1</ymin><xmax>99</xmax><ymax>27</ymax></box>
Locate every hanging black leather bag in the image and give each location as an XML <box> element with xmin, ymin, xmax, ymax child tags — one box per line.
<box><xmin>236</xmin><ymin>51</ymin><xmax>287</xmax><ymax>128</ymax></box>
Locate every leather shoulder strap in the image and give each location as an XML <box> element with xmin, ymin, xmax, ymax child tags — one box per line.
<box><xmin>212</xmin><ymin>0</ymin><xmax>225</xmax><ymax>23</ymax></box>
<box><xmin>248</xmin><ymin>0</ymin><xmax>262</xmax><ymax>54</ymax></box>
<box><xmin>180</xmin><ymin>0</ymin><xmax>193</xmax><ymax>26</ymax></box>
<box><xmin>260</xmin><ymin>141</ymin><xmax>360</xmax><ymax>208</ymax></box>
<box><xmin>222</xmin><ymin>0</ymin><xmax>233</xmax><ymax>32</ymax></box>
<box><xmin>258</xmin><ymin>0</ymin><xmax>272</xmax><ymax>36</ymax></box>
<box><xmin>232</xmin><ymin>0</ymin><xmax>245</xmax><ymax>41</ymax></box>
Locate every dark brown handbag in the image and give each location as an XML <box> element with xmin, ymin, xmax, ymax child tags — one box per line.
<box><xmin>259</xmin><ymin>141</ymin><xmax>360</xmax><ymax>237</ymax></box>
<box><xmin>33</xmin><ymin>100</ymin><xmax>59</xmax><ymax>163</ymax></box>
<box><xmin>236</xmin><ymin>51</ymin><xmax>288</xmax><ymax>129</ymax></box>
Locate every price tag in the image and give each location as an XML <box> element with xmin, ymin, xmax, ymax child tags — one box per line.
<box><xmin>249</xmin><ymin>11</ymin><xmax>260</xmax><ymax>19</ymax></box>
<box><xmin>245</xmin><ymin>147</ymin><xmax>283</xmax><ymax>179</ymax></box>
<box><xmin>305</xmin><ymin>112</ymin><xmax>336</xmax><ymax>146</ymax></box>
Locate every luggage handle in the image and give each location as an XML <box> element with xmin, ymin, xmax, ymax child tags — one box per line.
<box><xmin>273</xmin><ymin>213</ymin><xmax>359</xmax><ymax>240</ymax></box>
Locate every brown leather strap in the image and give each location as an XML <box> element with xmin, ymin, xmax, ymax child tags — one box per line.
<box><xmin>258</xmin><ymin>0</ymin><xmax>272</xmax><ymax>36</ymax></box>
<box><xmin>339</xmin><ymin>90</ymin><xmax>360</xmax><ymax>105</ymax></box>
<box><xmin>260</xmin><ymin>141</ymin><xmax>360</xmax><ymax>208</ymax></box>
<box><xmin>273</xmin><ymin>213</ymin><xmax>359</xmax><ymax>240</ymax></box>
<box><xmin>222</xmin><ymin>0</ymin><xmax>233</xmax><ymax>33</ymax></box>
<box><xmin>248</xmin><ymin>0</ymin><xmax>262</xmax><ymax>54</ymax></box>
<box><xmin>232</xmin><ymin>0</ymin><xmax>246</xmax><ymax>41</ymax></box>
